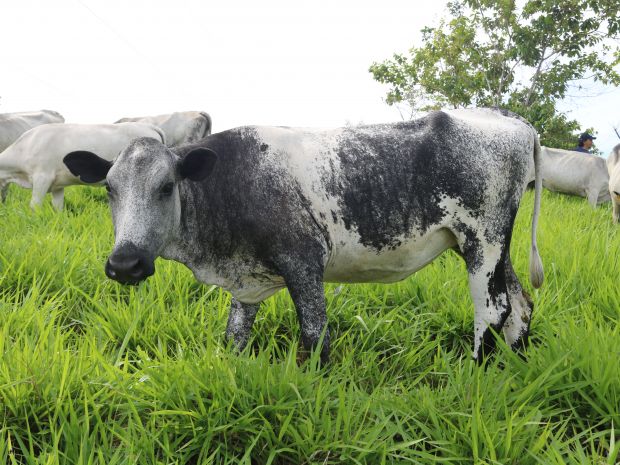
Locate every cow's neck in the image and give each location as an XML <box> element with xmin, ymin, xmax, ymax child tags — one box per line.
<box><xmin>0</xmin><ymin>145</ymin><xmax>21</xmax><ymax>171</ymax></box>
<box><xmin>163</xmin><ymin>179</ymin><xmax>223</xmax><ymax>268</ymax></box>
<box><xmin>0</xmin><ymin>148</ymin><xmax>21</xmax><ymax>183</ymax></box>
<box><xmin>161</xmin><ymin>177</ymin><xmax>284</xmax><ymax>297</ymax></box>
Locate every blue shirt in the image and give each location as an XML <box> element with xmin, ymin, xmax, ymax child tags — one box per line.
<box><xmin>573</xmin><ymin>146</ymin><xmax>590</xmax><ymax>153</ymax></box>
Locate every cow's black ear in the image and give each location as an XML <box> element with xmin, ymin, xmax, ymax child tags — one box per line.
<box><xmin>63</xmin><ymin>151</ymin><xmax>112</xmax><ymax>183</ymax></box>
<box><xmin>179</xmin><ymin>148</ymin><xmax>217</xmax><ymax>181</ymax></box>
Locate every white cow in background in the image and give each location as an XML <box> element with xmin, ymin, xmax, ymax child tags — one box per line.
<box><xmin>1</xmin><ymin>110</ymin><xmax>65</xmax><ymax>200</ymax></box>
<box><xmin>607</xmin><ymin>144</ymin><xmax>620</xmax><ymax>222</ymax></box>
<box><xmin>114</xmin><ymin>111</ymin><xmax>212</xmax><ymax>146</ymax></box>
<box><xmin>533</xmin><ymin>146</ymin><xmax>610</xmax><ymax>207</ymax></box>
<box><xmin>0</xmin><ymin>122</ymin><xmax>165</xmax><ymax>210</ymax></box>
<box><xmin>0</xmin><ymin>110</ymin><xmax>64</xmax><ymax>152</ymax></box>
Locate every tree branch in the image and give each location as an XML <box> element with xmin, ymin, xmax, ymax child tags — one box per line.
<box><xmin>525</xmin><ymin>45</ymin><xmax>547</xmax><ymax>106</ymax></box>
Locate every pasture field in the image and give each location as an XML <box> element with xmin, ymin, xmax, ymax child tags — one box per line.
<box><xmin>0</xmin><ymin>185</ymin><xmax>619</xmax><ymax>464</ymax></box>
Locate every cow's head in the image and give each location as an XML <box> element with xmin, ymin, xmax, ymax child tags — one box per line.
<box><xmin>63</xmin><ymin>137</ymin><xmax>216</xmax><ymax>284</ymax></box>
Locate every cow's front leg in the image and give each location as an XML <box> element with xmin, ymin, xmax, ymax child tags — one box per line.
<box><xmin>225</xmin><ymin>298</ymin><xmax>259</xmax><ymax>351</ymax></box>
<box><xmin>30</xmin><ymin>172</ymin><xmax>54</xmax><ymax>209</ymax></box>
<box><xmin>283</xmin><ymin>270</ymin><xmax>330</xmax><ymax>364</ymax></box>
<box><xmin>51</xmin><ymin>187</ymin><xmax>65</xmax><ymax>211</ymax></box>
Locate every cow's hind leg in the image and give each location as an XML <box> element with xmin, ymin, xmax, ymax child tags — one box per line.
<box><xmin>225</xmin><ymin>298</ymin><xmax>260</xmax><ymax>351</ymax></box>
<box><xmin>457</xmin><ymin>231</ymin><xmax>512</xmax><ymax>363</ymax></box>
<box><xmin>502</xmin><ymin>257</ymin><xmax>534</xmax><ymax>351</ymax></box>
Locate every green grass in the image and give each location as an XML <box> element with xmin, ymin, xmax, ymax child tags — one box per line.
<box><xmin>0</xmin><ymin>185</ymin><xmax>619</xmax><ymax>464</ymax></box>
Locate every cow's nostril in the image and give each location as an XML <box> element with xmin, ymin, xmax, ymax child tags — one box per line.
<box><xmin>613</xmin><ymin>191</ymin><xmax>620</xmax><ymax>196</ymax></box>
<box><xmin>108</xmin><ymin>255</ymin><xmax>139</xmax><ymax>270</ymax></box>
<box><xmin>129</xmin><ymin>261</ymin><xmax>145</xmax><ymax>277</ymax></box>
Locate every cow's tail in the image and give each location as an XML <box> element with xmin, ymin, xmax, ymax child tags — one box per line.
<box><xmin>199</xmin><ymin>112</ymin><xmax>213</xmax><ymax>137</ymax></box>
<box><xmin>529</xmin><ymin>133</ymin><xmax>544</xmax><ymax>289</ymax></box>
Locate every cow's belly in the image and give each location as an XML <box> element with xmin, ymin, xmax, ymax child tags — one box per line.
<box><xmin>543</xmin><ymin>176</ymin><xmax>587</xmax><ymax>196</ymax></box>
<box><xmin>4</xmin><ymin>175</ymin><xmax>32</xmax><ymax>189</ymax></box>
<box><xmin>323</xmin><ymin>227</ymin><xmax>457</xmax><ymax>283</ymax></box>
<box><xmin>54</xmin><ymin>170</ymin><xmax>88</xmax><ymax>188</ymax></box>
<box><xmin>542</xmin><ymin>165</ymin><xmax>594</xmax><ymax>196</ymax></box>
<box><xmin>228</xmin><ymin>281</ymin><xmax>286</xmax><ymax>304</ymax></box>
<box><xmin>181</xmin><ymin>256</ymin><xmax>286</xmax><ymax>305</ymax></box>
<box><xmin>173</xmin><ymin>227</ymin><xmax>457</xmax><ymax>304</ymax></box>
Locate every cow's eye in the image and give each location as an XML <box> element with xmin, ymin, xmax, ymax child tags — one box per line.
<box><xmin>161</xmin><ymin>182</ymin><xmax>174</xmax><ymax>196</ymax></box>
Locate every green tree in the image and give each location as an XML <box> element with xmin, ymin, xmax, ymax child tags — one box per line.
<box><xmin>369</xmin><ymin>0</ymin><xmax>620</xmax><ymax>149</ymax></box>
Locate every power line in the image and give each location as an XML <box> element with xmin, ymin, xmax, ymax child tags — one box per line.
<box><xmin>75</xmin><ymin>0</ymin><xmax>154</xmax><ymax>68</ymax></box>
<box><xmin>8</xmin><ymin>65</ymin><xmax>75</xmax><ymax>100</ymax></box>
<box><xmin>73</xmin><ymin>0</ymin><xmax>200</xmax><ymax>104</ymax></box>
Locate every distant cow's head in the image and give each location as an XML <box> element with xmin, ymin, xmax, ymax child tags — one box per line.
<box><xmin>63</xmin><ymin>138</ymin><xmax>217</xmax><ymax>284</ymax></box>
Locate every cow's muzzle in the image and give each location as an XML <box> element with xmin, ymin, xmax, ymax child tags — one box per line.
<box><xmin>105</xmin><ymin>245</ymin><xmax>155</xmax><ymax>285</ymax></box>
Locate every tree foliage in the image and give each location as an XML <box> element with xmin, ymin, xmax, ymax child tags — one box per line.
<box><xmin>369</xmin><ymin>0</ymin><xmax>620</xmax><ymax>148</ymax></box>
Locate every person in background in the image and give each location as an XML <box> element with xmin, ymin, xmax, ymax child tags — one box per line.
<box><xmin>573</xmin><ymin>132</ymin><xmax>596</xmax><ymax>153</ymax></box>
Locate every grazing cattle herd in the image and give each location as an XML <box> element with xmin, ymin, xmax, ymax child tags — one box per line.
<box><xmin>0</xmin><ymin>107</ymin><xmax>618</xmax><ymax>363</ymax></box>
<box><xmin>0</xmin><ymin>122</ymin><xmax>165</xmax><ymax>210</ymax></box>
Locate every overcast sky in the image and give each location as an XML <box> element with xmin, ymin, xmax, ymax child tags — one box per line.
<box><xmin>2</xmin><ymin>0</ymin><xmax>619</xmax><ymax>154</ymax></box>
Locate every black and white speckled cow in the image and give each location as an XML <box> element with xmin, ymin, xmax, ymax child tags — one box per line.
<box><xmin>64</xmin><ymin>108</ymin><xmax>544</xmax><ymax>363</ymax></box>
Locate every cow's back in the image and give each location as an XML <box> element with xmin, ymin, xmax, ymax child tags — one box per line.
<box><xmin>262</xmin><ymin>110</ymin><xmax>532</xmax><ymax>238</ymax></box>
<box><xmin>115</xmin><ymin>112</ymin><xmax>211</xmax><ymax>146</ymax></box>
<box><xmin>0</xmin><ymin>110</ymin><xmax>64</xmax><ymax>152</ymax></box>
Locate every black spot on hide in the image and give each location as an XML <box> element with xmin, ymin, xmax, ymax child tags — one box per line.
<box><xmin>322</xmin><ymin>111</ymin><xmax>488</xmax><ymax>251</ymax></box>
